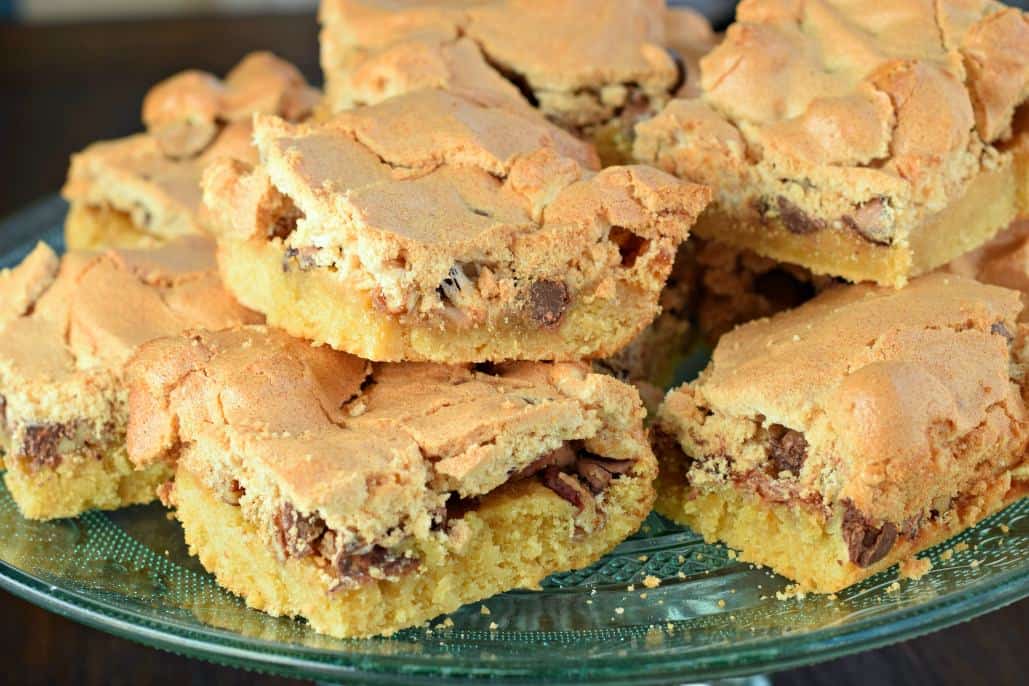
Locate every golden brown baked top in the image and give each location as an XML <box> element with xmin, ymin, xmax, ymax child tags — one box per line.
<box><xmin>62</xmin><ymin>52</ymin><xmax>318</xmax><ymax>239</ymax></box>
<box><xmin>662</xmin><ymin>272</ymin><xmax>1028</xmax><ymax>524</ymax></box>
<box><xmin>126</xmin><ymin>325</ymin><xmax>649</xmax><ymax>546</ymax></box>
<box><xmin>636</xmin><ymin>0</ymin><xmax>1028</xmax><ymax>239</ymax></box>
<box><xmin>203</xmin><ymin>88</ymin><xmax>710</xmax><ymax>319</ymax></box>
<box><xmin>319</xmin><ymin>0</ymin><xmax>684</xmax><ymax>129</ymax></box>
<box><xmin>0</xmin><ymin>237</ymin><xmax>260</xmax><ymax>385</ymax></box>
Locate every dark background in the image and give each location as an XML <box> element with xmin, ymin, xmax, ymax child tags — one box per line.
<box><xmin>0</xmin><ymin>9</ymin><xmax>1027</xmax><ymax>686</ymax></box>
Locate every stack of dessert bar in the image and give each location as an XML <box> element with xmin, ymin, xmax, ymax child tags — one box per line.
<box><xmin>0</xmin><ymin>0</ymin><xmax>1026</xmax><ymax>636</ymax></box>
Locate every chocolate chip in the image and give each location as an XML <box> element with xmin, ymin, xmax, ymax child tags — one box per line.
<box><xmin>540</xmin><ymin>466</ymin><xmax>590</xmax><ymax>510</ymax></box>
<box><xmin>991</xmin><ymin>321</ymin><xmax>1014</xmax><ymax>342</ymax></box>
<box><xmin>528</xmin><ymin>280</ymin><xmax>569</xmax><ymax>329</ymax></box>
<box><xmin>0</xmin><ymin>394</ymin><xmax>7</xmax><ymax>435</ymax></box>
<box><xmin>842</xmin><ymin>502</ymin><xmax>898</xmax><ymax>567</ymax></box>
<box><xmin>22</xmin><ymin>423</ymin><xmax>68</xmax><ymax>469</ymax></box>
<box><xmin>775</xmin><ymin>197</ymin><xmax>824</xmax><ymax>235</ymax></box>
<box><xmin>609</xmin><ymin>227</ymin><xmax>651</xmax><ymax>268</ymax></box>
<box><xmin>767</xmin><ymin>424</ymin><xmax>807</xmax><ymax>475</ymax></box>
<box><xmin>276</xmin><ymin>502</ymin><xmax>326</xmax><ymax>559</ymax></box>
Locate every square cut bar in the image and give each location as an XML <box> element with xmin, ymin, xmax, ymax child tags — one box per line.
<box><xmin>202</xmin><ymin>88</ymin><xmax>710</xmax><ymax>363</ymax></box>
<box><xmin>0</xmin><ymin>238</ymin><xmax>260</xmax><ymax>520</ymax></box>
<box><xmin>62</xmin><ymin>52</ymin><xmax>319</xmax><ymax>251</ymax></box>
<box><xmin>653</xmin><ymin>273</ymin><xmax>1029</xmax><ymax>592</ymax></box>
<box><xmin>125</xmin><ymin>326</ymin><xmax>657</xmax><ymax>638</ymax></box>
<box><xmin>634</xmin><ymin>0</ymin><xmax>1029</xmax><ymax>286</ymax></box>
<box><xmin>318</xmin><ymin>0</ymin><xmax>713</xmax><ymax>163</ymax></box>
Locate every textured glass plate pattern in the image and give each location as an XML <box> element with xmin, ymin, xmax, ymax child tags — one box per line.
<box><xmin>1</xmin><ymin>197</ymin><xmax>1027</xmax><ymax>685</ymax></box>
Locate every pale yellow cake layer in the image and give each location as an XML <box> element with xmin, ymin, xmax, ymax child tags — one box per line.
<box><xmin>693</xmin><ymin>159</ymin><xmax>1020</xmax><ymax>288</ymax></box>
<box><xmin>2</xmin><ymin>445</ymin><xmax>171</xmax><ymax>521</ymax></box>
<box><xmin>175</xmin><ymin>449</ymin><xmax>656</xmax><ymax>638</ymax></box>
<box><xmin>219</xmin><ymin>238</ymin><xmax>660</xmax><ymax>363</ymax></box>
<box><xmin>655</xmin><ymin>454</ymin><xmax>1026</xmax><ymax>593</ymax></box>
<box><xmin>64</xmin><ymin>203</ymin><xmax>165</xmax><ymax>252</ymax></box>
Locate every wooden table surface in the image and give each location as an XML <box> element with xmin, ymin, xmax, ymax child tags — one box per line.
<box><xmin>0</xmin><ymin>13</ymin><xmax>1026</xmax><ymax>686</ymax></box>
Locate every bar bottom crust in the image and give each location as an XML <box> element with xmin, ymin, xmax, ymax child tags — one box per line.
<box><xmin>218</xmin><ymin>237</ymin><xmax>664</xmax><ymax>363</ymax></box>
<box><xmin>175</xmin><ymin>453</ymin><xmax>656</xmax><ymax>638</ymax></box>
<box><xmin>656</xmin><ymin>452</ymin><xmax>1027</xmax><ymax>593</ymax></box>
<box><xmin>64</xmin><ymin>203</ymin><xmax>167</xmax><ymax>252</ymax></box>
<box><xmin>692</xmin><ymin>158</ymin><xmax>1024</xmax><ymax>287</ymax></box>
<box><xmin>2</xmin><ymin>446</ymin><xmax>171</xmax><ymax>520</ymax></box>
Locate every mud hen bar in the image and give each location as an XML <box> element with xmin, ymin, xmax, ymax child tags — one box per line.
<box><xmin>318</xmin><ymin>0</ymin><xmax>704</xmax><ymax>163</ymax></box>
<box><xmin>635</xmin><ymin>0</ymin><xmax>1029</xmax><ymax>286</ymax></box>
<box><xmin>62</xmin><ymin>52</ymin><xmax>318</xmax><ymax>251</ymax></box>
<box><xmin>653</xmin><ymin>273</ymin><xmax>1029</xmax><ymax>592</ymax></box>
<box><xmin>202</xmin><ymin>88</ymin><xmax>710</xmax><ymax>363</ymax></box>
<box><xmin>125</xmin><ymin>326</ymin><xmax>656</xmax><ymax>638</ymax></box>
<box><xmin>0</xmin><ymin>238</ymin><xmax>259</xmax><ymax>520</ymax></box>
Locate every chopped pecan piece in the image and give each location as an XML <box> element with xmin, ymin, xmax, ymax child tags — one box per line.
<box><xmin>331</xmin><ymin>543</ymin><xmax>419</xmax><ymax>589</ymax></box>
<box><xmin>541</xmin><ymin>466</ymin><xmax>591</xmax><ymax>510</ymax></box>
<box><xmin>516</xmin><ymin>444</ymin><xmax>576</xmax><ymax>479</ymax></box>
<box><xmin>842</xmin><ymin>198</ymin><xmax>892</xmax><ymax>245</ymax></box>
<box><xmin>576</xmin><ymin>456</ymin><xmax>634</xmax><ymax>493</ymax></box>
<box><xmin>276</xmin><ymin>503</ymin><xmax>327</xmax><ymax>558</ymax></box>
<box><xmin>22</xmin><ymin>423</ymin><xmax>69</xmax><ymax>469</ymax></box>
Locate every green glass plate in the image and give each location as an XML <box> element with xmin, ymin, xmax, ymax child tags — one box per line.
<box><xmin>1</xmin><ymin>197</ymin><xmax>1027</xmax><ymax>685</ymax></box>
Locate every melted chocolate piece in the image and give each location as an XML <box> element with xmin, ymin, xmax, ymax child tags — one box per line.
<box><xmin>767</xmin><ymin>424</ymin><xmax>808</xmax><ymax>475</ymax></box>
<box><xmin>842</xmin><ymin>502</ymin><xmax>898</xmax><ymax>567</ymax></box>
<box><xmin>528</xmin><ymin>280</ymin><xmax>570</xmax><ymax>329</ymax></box>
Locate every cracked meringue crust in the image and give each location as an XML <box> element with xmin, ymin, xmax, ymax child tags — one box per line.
<box><xmin>318</xmin><ymin>0</ymin><xmax>685</xmax><ymax>142</ymax></box>
<box><xmin>653</xmin><ymin>272</ymin><xmax>1029</xmax><ymax>592</ymax></box>
<box><xmin>202</xmin><ymin>89</ymin><xmax>710</xmax><ymax>363</ymax></box>
<box><xmin>634</xmin><ymin>0</ymin><xmax>1029</xmax><ymax>287</ymax></box>
<box><xmin>0</xmin><ymin>238</ymin><xmax>260</xmax><ymax>519</ymax></box>
<box><xmin>62</xmin><ymin>52</ymin><xmax>319</xmax><ymax>251</ymax></box>
<box><xmin>126</xmin><ymin>325</ymin><xmax>656</xmax><ymax>637</ymax></box>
